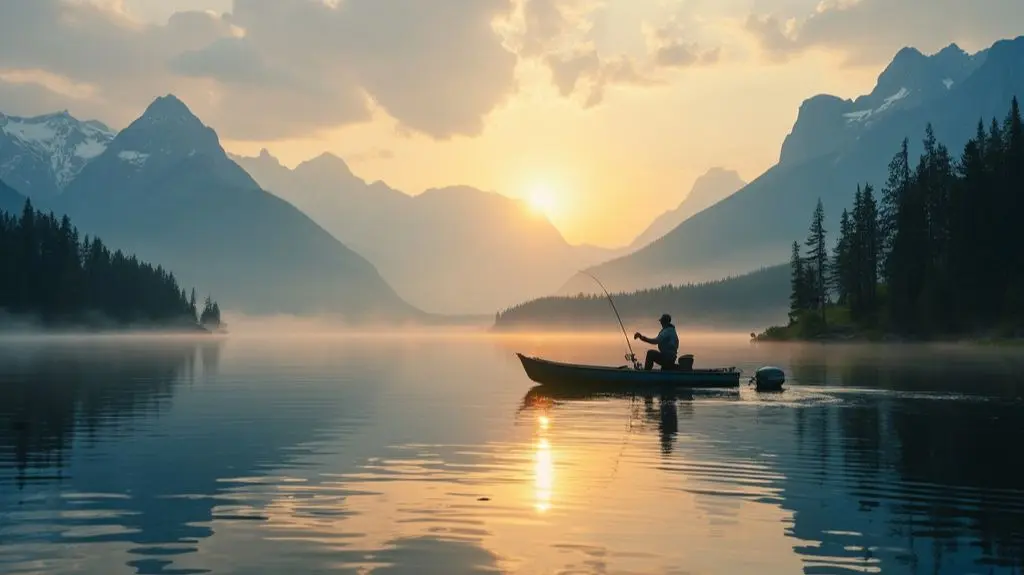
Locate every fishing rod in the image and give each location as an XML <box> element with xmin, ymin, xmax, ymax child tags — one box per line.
<box><xmin>579</xmin><ymin>270</ymin><xmax>641</xmax><ymax>370</ymax></box>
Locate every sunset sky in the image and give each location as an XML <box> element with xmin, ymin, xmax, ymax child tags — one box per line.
<box><xmin>1</xmin><ymin>0</ymin><xmax>1020</xmax><ymax>247</ymax></box>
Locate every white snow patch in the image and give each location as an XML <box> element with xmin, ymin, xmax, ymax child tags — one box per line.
<box><xmin>844</xmin><ymin>87</ymin><xmax>910</xmax><ymax>125</ymax></box>
<box><xmin>2</xmin><ymin>119</ymin><xmax>58</xmax><ymax>145</ymax></box>
<box><xmin>875</xmin><ymin>87</ymin><xmax>910</xmax><ymax>113</ymax></box>
<box><xmin>943</xmin><ymin>78</ymin><xmax>954</xmax><ymax>89</ymax></box>
<box><xmin>843</xmin><ymin>110</ymin><xmax>873</xmax><ymax>122</ymax></box>
<box><xmin>118</xmin><ymin>150</ymin><xmax>150</xmax><ymax>166</ymax></box>
<box><xmin>74</xmin><ymin>139</ymin><xmax>107</xmax><ymax>159</ymax></box>
<box><xmin>52</xmin><ymin>155</ymin><xmax>74</xmax><ymax>188</ymax></box>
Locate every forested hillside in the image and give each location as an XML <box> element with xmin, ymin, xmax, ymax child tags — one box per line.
<box><xmin>494</xmin><ymin>264</ymin><xmax>789</xmax><ymax>331</ymax></box>
<box><xmin>0</xmin><ymin>198</ymin><xmax>218</xmax><ymax>330</ymax></box>
<box><xmin>764</xmin><ymin>97</ymin><xmax>1023</xmax><ymax>340</ymax></box>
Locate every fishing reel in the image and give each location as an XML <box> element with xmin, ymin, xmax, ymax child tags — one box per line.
<box><xmin>625</xmin><ymin>353</ymin><xmax>641</xmax><ymax>370</ymax></box>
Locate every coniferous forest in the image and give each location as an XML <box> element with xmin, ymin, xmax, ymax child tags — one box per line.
<box><xmin>493</xmin><ymin>264</ymin><xmax>790</xmax><ymax>331</ymax></box>
<box><xmin>0</xmin><ymin>199</ymin><xmax>220</xmax><ymax>331</ymax></box>
<box><xmin>762</xmin><ymin>97</ymin><xmax>1024</xmax><ymax>340</ymax></box>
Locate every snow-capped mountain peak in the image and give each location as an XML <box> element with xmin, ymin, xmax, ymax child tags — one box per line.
<box><xmin>0</xmin><ymin>110</ymin><xmax>116</xmax><ymax>197</ymax></box>
<box><xmin>778</xmin><ymin>41</ymin><xmax>988</xmax><ymax>167</ymax></box>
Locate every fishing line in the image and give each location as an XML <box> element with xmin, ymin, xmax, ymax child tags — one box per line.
<box><xmin>579</xmin><ymin>270</ymin><xmax>640</xmax><ymax>370</ymax></box>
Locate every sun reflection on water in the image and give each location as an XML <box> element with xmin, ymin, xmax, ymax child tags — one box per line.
<box><xmin>534</xmin><ymin>415</ymin><xmax>553</xmax><ymax>513</ymax></box>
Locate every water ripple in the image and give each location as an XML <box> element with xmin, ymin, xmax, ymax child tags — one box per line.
<box><xmin>1</xmin><ymin>337</ymin><xmax>1023</xmax><ymax>574</ymax></box>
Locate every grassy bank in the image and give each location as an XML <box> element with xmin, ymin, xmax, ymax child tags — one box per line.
<box><xmin>753</xmin><ymin>306</ymin><xmax>1024</xmax><ymax>344</ymax></box>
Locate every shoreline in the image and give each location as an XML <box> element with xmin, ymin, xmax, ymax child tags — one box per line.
<box><xmin>752</xmin><ymin>326</ymin><xmax>1024</xmax><ymax>346</ymax></box>
<box><xmin>0</xmin><ymin>323</ymin><xmax>223</xmax><ymax>337</ymax></box>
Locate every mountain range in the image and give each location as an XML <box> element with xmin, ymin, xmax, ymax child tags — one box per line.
<box><xmin>3</xmin><ymin>95</ymin><xmax>721</xmax><ymax>318</ymax></box>
<box><xmin>3</xmin><ymin>34</ymin><xmax>1019</xmax><ymax>319</ymax></box>
<box><xmin>232</xmin><ymin>150</ymin><xmax>626</xmax><ymax>314</ymax></box>
<box><xmin>0</xmin><ymin>96</ymin><xmax>419</xmax><ymax>320</ymax></box>
<box><xmin>561</xmin><ymin>35</ymin><xmax>1024</xmax><ymax>295</ymax></box>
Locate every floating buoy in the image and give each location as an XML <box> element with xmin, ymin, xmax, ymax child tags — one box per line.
<box><xmin>751</xmin><ymin>366</ymin><xmax>786</xmax><ymax>391</ymax></box>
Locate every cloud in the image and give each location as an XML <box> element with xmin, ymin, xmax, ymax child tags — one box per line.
<box><xmin>644</xmin><ymin>16</ymin><xmax>721</xmax><ymax>69</ymax></box>
<box><xmin>545</xmin><ymin>49</ymin><xmax>660</xmax><ymax>108</ymax></box>
<box><xmin>514</xmin><ymin>0</ymin><xmax>722</xmax><ymax>107</ymax></box>
<box><xmin>518</xmin><ymin>0</ymin><xmax>598</xmax><ymax>57</ymax></box>
<box><xmin>518</xmin><ymin>0</ymin><xmax>646</xmax><ymax>105</ymax></box>
<box><xmin>0</xmin><ymin>0</ymin><xmax>519</xmax><ymax>140</ymax></box>
<box><xmin>170</xmin><ymin>37</ymin><xmax>288</xmax><ymax>87</ymax></box>
<box><xmin>0</xmin><ymin>71</ymin><xmax>96</xmax><ymax>117</ymax></box>
<box><xmin>336</xmin><ymin>0</ymin><xmax>519</xmax><ymax>139</ymax></box>
<box><xmin>745</xmin><ymin>0</ymin><xmax>1024</xmax><ymax>64</ymax></box>
<box><xmin>516</xmin><ymin>0</ymin><xmax>718</xmax><ymax>107</ymax></box>
<box><xmin>0</xmin><ymin>0</ymin><xmax>734</xmax><ymax>138</ymax></box>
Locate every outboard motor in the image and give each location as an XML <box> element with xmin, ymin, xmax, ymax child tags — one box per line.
<box><xmin>751</xmin><ymin>366</ymin><xmax>785</xmax><ymax>391</ymax></box>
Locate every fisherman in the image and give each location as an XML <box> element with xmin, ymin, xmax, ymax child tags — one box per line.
<box><xmin>634</xmin><ymin>314</ymin><xmax>679</xmax><ymax>371</ymax></box>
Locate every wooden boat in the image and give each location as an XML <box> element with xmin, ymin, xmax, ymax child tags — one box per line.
<box><xmin>516</xmin><ymin>353</ymin><xmax>741</xmax><ymax>389</ymax></box>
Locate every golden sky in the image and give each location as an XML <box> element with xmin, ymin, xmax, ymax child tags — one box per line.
<box><xmin>2</xmin><ymin>0</ymin><xmax>1019</xmax><ymax>247</ymax></box>
<box><xmin>225</xmin><ymin>54</ymin><xmax>878</xmax><ymax>248</ymax></box>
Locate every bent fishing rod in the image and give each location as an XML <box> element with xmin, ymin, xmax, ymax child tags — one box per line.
<box><xmin>579</xmin><ymin>270</ymin><xmax>641</xmax><ymax>370</ymax></box>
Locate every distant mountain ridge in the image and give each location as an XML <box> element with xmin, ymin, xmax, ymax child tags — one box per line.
<box><xmin>233</xmin><ymin>149</ymin><xmax>625</xmax><ymax>314</ymax></box>
<box><xmin>0</xmin><ymin>111</ymin><xmax>115</xmax><ymax>199</ymax></box>
<box><xmin>561</xmin><ymin>34</ymin><xmax>1024</xmax><ymax>295</ymax></box>
<box><xmin>50</xmin><ymin>95</ymin><xmax>421</xmax><ymax>319</ymax></box>
<box><xmin>628</xmin><ymin>167</ymin><xmax>747</xmax><ymax>251</ymax></box>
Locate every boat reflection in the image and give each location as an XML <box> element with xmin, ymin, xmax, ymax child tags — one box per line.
<box><xmin>519</xmin><ymin>385</ymin><xmax>709</xmax><ymax>457</ymax></box>
<box><xmin>519</xmin><ymin>383</ymin><xmax>698</xmax><ymax>408</ymax></box>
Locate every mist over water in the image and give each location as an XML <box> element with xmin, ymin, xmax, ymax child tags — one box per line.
<box><xmin>1</xmin><ymin>329</ymin><xmax>1022</xmax><ymax>574</ymax></box>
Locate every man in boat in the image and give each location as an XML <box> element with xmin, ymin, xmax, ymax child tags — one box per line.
<box><xmin>633</xmin><ymin>314</ymin><xmax>679</xmax><ymax>370</ymax></box>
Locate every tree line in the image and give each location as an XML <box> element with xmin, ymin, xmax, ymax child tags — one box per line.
<box><xmin>493</xmin><ymin>264</ymin><xmax>789</xmax><ymax>330</ymax></box>
<box><xmin>0</xmin><ymin>198</ymin><xmax>220</xmax><ymax>329</ymax></box>
<box><xmin>781</xmin><ymin>96</ymin><xmax>1023</xmax><ymax>339</ymax></box>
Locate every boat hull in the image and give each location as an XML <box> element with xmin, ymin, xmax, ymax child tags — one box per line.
<box><xmin>516</xmin><ymin>353</ymin><xmax>741</xmax><ymax>390</ymax></box>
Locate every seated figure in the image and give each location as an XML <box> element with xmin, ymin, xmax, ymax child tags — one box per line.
<box><xmin>633</xmin><ymin>313</ymin><xmax>679</xmax><ymax>371</ymax></box>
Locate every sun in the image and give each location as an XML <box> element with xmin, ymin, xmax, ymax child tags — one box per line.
<box><xmin>527</xmin><ymin>184</ymin><xmax>559</xmax><ymax>219</ymax></box>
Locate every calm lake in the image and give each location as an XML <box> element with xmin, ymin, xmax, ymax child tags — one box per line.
<box><xmin>1</xmin><ymin>331</ymin><xmax>1023</xmax><ymax>574</ymax></box>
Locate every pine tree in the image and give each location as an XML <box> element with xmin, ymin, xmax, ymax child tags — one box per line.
<box><xmin>855</xmin><ymin>183</ymin><xmax>880</xmax><ymax>319</ymax></box>
<box><xmin>804</xmin><ymin>198</ymin><xmax>829</xmax><ymax>325</ymax></box>
<box><xmin>880</xmin><ymin>138</ymin><xmax>910</xmax><ymax>275</ymax></box>
<box><xmin>200</xmin><ymin>295</ymin><xmax>222</xmax><ymax>328</ymax></box>
<box><xmin>833</xmin><ymin>208</ymin><xmax>853</xmax><ymax>307</ymax></box>
<box><xmin>950</xmin><ymin>128</ymin><xmax>988</xmax><ymax>328</ymax></box>
<box><xmin>789</xmin><ymin>240</ymin><xmax>807</xmax><ymax>323</ymax></box>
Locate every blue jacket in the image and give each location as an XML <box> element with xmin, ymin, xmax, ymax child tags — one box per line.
<box><xmin>654</xmin><ymin>324</ymin><xmax>679</xmax><ymax>358</ymax></box>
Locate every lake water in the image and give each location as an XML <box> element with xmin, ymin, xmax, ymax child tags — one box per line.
<box><xmin>1</xmin><ymin>331</ymin><xmax>1023</xmax><ymax>574</ymax></box>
